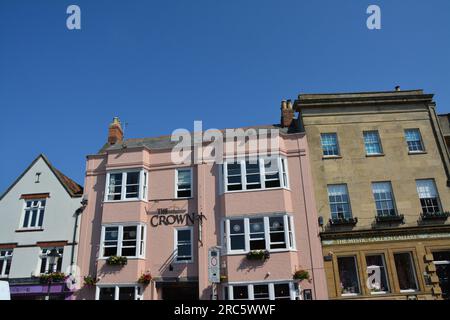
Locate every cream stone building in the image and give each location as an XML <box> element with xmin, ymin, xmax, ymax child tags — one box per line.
<box><xmin>294</xmin><ymin>89</ymin><xmax>450</xmax><ymax>300</ymax></box>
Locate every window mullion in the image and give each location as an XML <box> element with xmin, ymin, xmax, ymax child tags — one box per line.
<box><xmin>225</xmin><ymin>219</ymin><xmax>230</xmax><ymax>253</ymax></box>
<box><xmin>224</xmin><ymin>162</ymin><xmax>228</xmax><ymax>192</ymax></box>
<box><xmin>115</xmin><ymin>286</ymin><xmax>119</xmax><ymax>301</ymax></box>
<box><xmin>259</xmin><ymin>158</ymin><xmax>265</xmax><ymax>189</ymax></box>
<box><xmin>228</xmin><ymin>286</ymin><xmax>233</xmax><ymax>300</ymax></box>
<box><xmin>121</xmin><ymin>172</ymin><xmax>127</xmax><ymax>200</ymax></box>
<box><xmin>248</xmin><ymin>284</ymin><xmax>254</xmax><ymax>300</ymax></box>
<box><xmin>290</xmin><ymin>216</ymin><xmax>296</xmax><ymax>249</ymax></box>
<box><xmin>118</xmin><ymin>226</ymin><xmax>124</xmax><ymax>256</ymax></box>
<box><xmin>269</xmin><ymin>283</ymin><xmax>275</xmax><ymax>300</ymax></box>
<box><xmin>283</xmin><ymin>215</ymin><xmax>289</xmax><ymax>250</ymax></box>
<box><xmin>244</xmin><ymin>218</ymin><xmax>250</xmax><ymax>252</ymax></box>
<box><xmin>241</xmin><ymin>160</ymin><xmax>247</xmax><ymax>191</ymax></box>
<box><xmin>264</xmin><ymin>216</ymin><xmax>270</xmax><ymax>251</ymax></box>
<box><xmin>105</xmin><ymin>172</ymin><xmax>111</xmax><ymax>202</ymax></box>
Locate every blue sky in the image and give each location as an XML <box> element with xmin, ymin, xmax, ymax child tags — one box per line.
<box><xmin>1</xmin><ymin>0</ymin><xmax>449</xmax><ymax>192</ymax></box>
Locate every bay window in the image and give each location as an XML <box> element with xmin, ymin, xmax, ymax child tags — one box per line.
<box><xmin>100</xmin><ymin>224</ymin><xmax>146</xmax><ymax>258</ymax></box>
<box><xmin>223</xmin><ymin>157</ymin><xmax>289</xmax><ymax>192</ymax></box>
<box><xmin>226</xmin><ymin>282</ymin><xmax>295</xmax><ymax>300</ymax></box>
<box><xmin>225</xmin><ymin>215</ymin><xmax>295</xmax><ymax>254</ymax></box>
<box><xmin>0</xmin><ymin>249</ymin><xmax>13</xmax><ymax>277</ymax></box>
<box><xmin>105</xmin><ymin>170</ymin><xmax>148</xmax><ymax>201</ymax></box>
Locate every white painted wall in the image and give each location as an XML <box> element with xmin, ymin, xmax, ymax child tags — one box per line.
<box><xmin>0</xmin><ymin>156</ymin><xmax>82</xmax><ymax>278</ymax></box>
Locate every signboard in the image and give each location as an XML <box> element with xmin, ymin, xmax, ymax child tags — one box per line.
<box><xmin>0</xmin><ymin>281</ymin><xmax>10</xmax><ymax>300</ymax></box>
<box><xmin>208</xmin><ymin>248</ymin><xmax>220</xmax><ymax>283</ymax></box>
<box><xmin>146</xmin><ymin>207</ymin><xmax>206</xmax><ymax>227</ymax></box>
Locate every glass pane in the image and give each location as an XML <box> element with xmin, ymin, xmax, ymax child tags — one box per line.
<box><xmin>230</xmin><ymin>220</ymin><xmax>244</xmax><ymax>235</ymax></box>
<box><xmin>233</xmin><ymin>286</ymin><xmax>248</xmax><ymax>300</ymax></box>
<box><xmin>253</xmin><ymin>285</ymin><xmax>270</xmax><ymax>300</ymax></box>
<box><xmin>123</xmin><ymin>226</ymin><xmax>137</xmax><ymax>240</ymax></box>
<box><xmin>274</xmin><ymin>283</ymin><xmax>291</xmax><ymax>299</ymax></box>
<box><xmin>177</xmin><ymin>245</ymin><xmax>191</xmax><ymax>257</ymax></box>
<box><xmin>366</xmin><ymin>255</ymin><xmax>389</xmax><ymax>292</ymax></box>
<box><xmin>394</xmin><ymin>253</ymin><xmax>418</xmax><ymax>291</ymax></box>
<box><xmin>118</xmin><ymin>287</ymin><xmax>135</xmax><ymax>300</ymax></box>
<box><xmin>99</xmin><ymin>287</ymin><xmax>115</xmax><ymax>300</ymax></box>
<box><xmin>230</xmin><ymin>235</ymin><xmax>245</xmax><ymax>250</ymax></box>
<box><xmin>105</xmin><ymin>227</ymin><xmax>119</xmax><ymax>241</ymax></box>
<box><xmin>126</xmin><ymin>172</ymin><xmax>140</xmax><ymax>185</ymax></box>
<box><xmin>177</xmin><ymin>229</ymin><xmax>191</xmax><ymax>242</ymax></box>
<box><xmin>338</xmin><ymin>257</ymin><xmax>360</xmax><ymax>295</ymax></box>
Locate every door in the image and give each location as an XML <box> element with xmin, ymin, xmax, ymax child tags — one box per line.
<box><xmin>433</xmin><ymin>251</ymin><xmax>450</xmax><ymax>300</ymax></box>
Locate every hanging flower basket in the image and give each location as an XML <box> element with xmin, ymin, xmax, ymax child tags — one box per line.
<box><xmin>39</xmin><ymin>272</ymin><xmax>67</xmax><ymax>284</ymax></box>
<box><xmin>293</xmin><ymin>270</ymin><xmax>311</xmax><ymax>282</ymax></box>
<box><xmin>246</xmin><ymin>250</ymin><xmax>270</xmax><ymax>261</ymax></box>
<box><xmin>106</xmin><ymin>256</ymin><xmax>128</xmax><ymax>266</ymax></box>
<box><xmin>138</xmin><ymin>272</ymin><xmax>152</xmax><ymax>285</ymax></box>
<box><xmin>83</xmin><ymin>275</ymin><xmax>99</xmax><ymax>286</ymax></box>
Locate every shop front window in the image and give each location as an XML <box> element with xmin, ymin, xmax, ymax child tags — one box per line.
<box><xmin>337</xmin><ymin>256</ymin><xmax>361</xmax><ymax>296</ymax></box>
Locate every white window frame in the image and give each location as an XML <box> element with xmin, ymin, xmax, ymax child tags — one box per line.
<box><xmin>0</xmin><ymin>249</ymin><xmax>13</xmax><ymax>278</ymax></box>
<box><xmin>20</xmin><ymin>199</ymin><xmax>46</xmax><ymax>229</ymax></box>
<box><xmin>226</xmin><ymin>281</ymin><xmax>296</xmax><ymax>300</ymax></box>
<box><xmin>38</xmin><ymin>247</ymin><xmax>64</xmax><ymax>274</ymax></box>
<box><xmin>175</xmin><ymin>168</ymin><xmax>193</xmax><ymax>199</ymax></box>
<box><xmin>99</xmin><ymin>224</ymin><xmax>146</xmax><ymax>259</ymax></box>
<box><xmin>223</xmin><ymin>157</ymin><xmax>289</xmax><ymax>193</ymax></box>
<box><xmin>224</xmin><ymin>214</ymin><xmax>295</xmax><ymax>254</ymax></box>
<box><xmin>174</xmin><ymin>226</ymin><xmax>194</xmax><ymax>263</ymax></box>
<box><xmin>104</xmin><ymin>169</ymin><xmax>148</xmax><ymax>202</ymax></box>
<box><xmin>95</xmin><ymin>284</ymin><xmax>143</xmax><ymax>300</ymax></box>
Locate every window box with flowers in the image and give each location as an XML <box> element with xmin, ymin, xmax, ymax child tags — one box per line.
<box><xmin>39</xmin><ymin>272</ymin><xmax>67</xmax><ymax>284</ymax></box>
<box><xmin>293</xmin><ymin>270</ymin><xmax>311</xmax><ymax>282</ymax></box>
<box><xmin>83</xmin><ymin>275</ymin><xmax>99</xmax><ymax>287</ymax></box>
<box><xmin>138</xmin><ymin>272</ymin><xmax>152</xmax><ymax>285</ymax></box>
<box><xmin>106</xmin><ymin>256</ymin><xmax>128</xmax><ymax>266</ymax></box>
<box><xmin>246</xmin><ymin>250</ymin><xmax>270</xmax><ymax>261</ymax></box>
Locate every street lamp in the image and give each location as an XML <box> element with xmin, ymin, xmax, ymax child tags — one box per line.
<box><xmin>45</xmin><ymin>248</ymin><xmax>61</xmax><ymax>300</ymax></box>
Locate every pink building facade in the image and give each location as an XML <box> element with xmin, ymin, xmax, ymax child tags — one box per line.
<box><xmin>75</xmin><ymin>117</ymin><xmax>328</xmax><ymax>300</ymax></box>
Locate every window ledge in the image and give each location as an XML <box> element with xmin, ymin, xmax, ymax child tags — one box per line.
<box><xmin>408</xmin><ymin>151</ymin><xmax>427</xmax><ymax>155</ymax></box>
<box><xmin>223</xmin><ymin>187</ymin><xmax>289</xmax><ymax>195</ymax></box>
<box><xmin>225</xmin><ymin>249</ymin><xmax>296</xmax><ymax>256</ymax></box>
<box><xmin>103</xmin><ymin>199</ymin><xmax>147</xmax><ymax>204</ymax></box>
<box><xmin>322</xmin><ymin>155</ymin><xmax>342</xmax><ymax>160</ymax></box>
<box><xmin>15</xmin><ymin>228</ymin><xmax>44</xmax><ymax>233</ymax></box>
<box><xmin>366</xmin><ymin>153</ymin><xmax>385</xmax><ymax>158</ymax></box>
<box><xmin>98</xmin><ymin>257</ymin><xmax>145</xmax><ymax>261</ymax></box>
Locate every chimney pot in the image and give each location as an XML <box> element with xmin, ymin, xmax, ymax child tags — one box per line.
<box><xmin>108</xmin><ymin>117</ymin><xmax>124</xmax><ymax>145</ymax></box>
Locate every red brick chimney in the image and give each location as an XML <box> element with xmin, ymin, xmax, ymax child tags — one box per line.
<box><xmin>281</xmin><ymin>99</ymin><xmax>295</xmax><ymax>128</ymax></box>
<box><xmin>108</xmin><ymin>117</ymin><xmax>123</xmax><ymax>145</ymax></box>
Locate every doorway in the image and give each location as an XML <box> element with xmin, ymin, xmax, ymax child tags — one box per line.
<box><xmin>161</xmin><ymin>282</ymin><xmax>199</xmax><ymax>300</ymax></box>
<box><xmin>433</xmin><ymin>251</ymin><xmax>450</xmax><ymax>300</ymax></box>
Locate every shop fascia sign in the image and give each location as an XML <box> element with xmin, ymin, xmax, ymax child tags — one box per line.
<box><xmin>146</xmin><ymin>207</ymin><xmax>206</xmax><ymax>227</ymax></box>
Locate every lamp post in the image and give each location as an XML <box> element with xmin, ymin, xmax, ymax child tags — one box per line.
<box><xmin>45</xmin><ymin>248</ymin><xmax>60</xmax><ymax>300</ymax></box>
